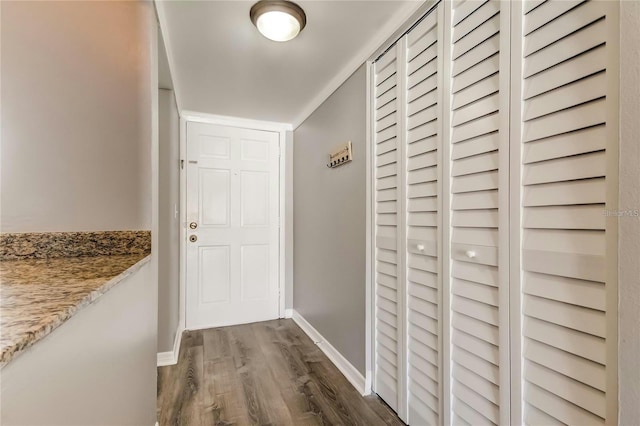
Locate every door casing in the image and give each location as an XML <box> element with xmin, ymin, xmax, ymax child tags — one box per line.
<box><xmin>178</xmin><ymin>111</ymin><xmax>292</xmax><ymax>332</ymax></box>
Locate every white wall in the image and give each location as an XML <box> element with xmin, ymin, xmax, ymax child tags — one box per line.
<box><xmin>0</xmin><ymin>0</ymin><xmax>152</xmax><ymax>233</ymax></box>
<box><xmin>1</xmin><ymin>262</ymin><xmax>157</xmax><ymax>425</ymax></box>
<box><xmin>158</xmin><ymin>89</ymin><xmax>180</xmax><ymax>352</ymax></box>
<box><xmin>619</xmin><ymin>1</ymin><xmax>640</xmax><ymax>423</ymax></box>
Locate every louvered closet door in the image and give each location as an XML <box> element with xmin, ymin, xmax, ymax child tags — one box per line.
<box><xmin>404</xmin><ymin>6</ymin><xmax>444</xmax><ymax>426</ymax></box>
<box><xmin>446</xmin><ymin>1</ymin><xmax>511</xmax><ymax>425</ymax></box>
<box><xmin>514</xmin><ymin>1</ymin><xmax>619</xmax><ymax>424</ymax></box>
<box><xmin>373</xmin><ymin>43</ymin><xmax>403</xmax><ymax>415</ymax></box>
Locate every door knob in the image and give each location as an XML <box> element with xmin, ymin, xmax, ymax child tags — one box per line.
<box><xmin>466</xmin><ymin>250</ymin><xmax>477</xmax><ymax>259</ymax></box>
<box><xmin>189</xmin><ymin>235</ymin><xmax>198</xmax><ymax>243</ymax></box>
<box><xmin>189</xmin><ymin>222</ymin><xmax>198</xmax><ymax>229</ymax></box>
<box><xmin>417</xmin><ymin>244</ymin><xmax>425</xmax><ymax>252</ymax></box>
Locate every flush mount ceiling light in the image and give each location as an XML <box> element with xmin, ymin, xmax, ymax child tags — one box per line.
<box><xmin>250</xmin><ymin>0</ymin><xmax>307</xmax><ymax>42</ymax></box>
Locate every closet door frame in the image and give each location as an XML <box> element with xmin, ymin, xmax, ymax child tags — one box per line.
<box><xmin>440</xmin><ymin>3</ymin><xmax>451</xmax><ymax>425</ymax></box>
<box><xmin>435</xmin><ymin>5</ymin><xmax>447</xmax><ymax>424</ymax></box>
<box><xmin>398</xmin><ymin>36</ymin><xmax>409</xmax><ymax>422</ymax></box>
<box><xmin>508</xmin><ymin>1</ymin><xmax>523</xmax><ymax>424</ymax></box>
<box><xmin>499</xmin><ymin>3</ymin><xmax>514</xmax><ymax>426</ymax></box>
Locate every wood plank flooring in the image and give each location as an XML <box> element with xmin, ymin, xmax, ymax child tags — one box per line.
<box><xmin>157</xmin><ymin>319</ymin><xmax>404</xmax><ymax>426</ymax></box>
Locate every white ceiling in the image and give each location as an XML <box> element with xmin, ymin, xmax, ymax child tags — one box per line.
<box><xmin>158</xmin><ymin>0</ymin><xmax>419</xmax><ymax>125</ymax></box>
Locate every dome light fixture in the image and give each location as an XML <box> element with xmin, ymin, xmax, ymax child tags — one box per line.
<box><xmin>250</xmin><ymin>0</ymin><xmax>307</xmax><ymax>42</ymax></box>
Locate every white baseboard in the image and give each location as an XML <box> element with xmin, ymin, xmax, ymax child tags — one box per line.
<box><xmin>284</xmin><ymin>308</ymin><xmax>293</xmax><ymax>319</ymax></box>
<box><xmin>157</xmin><ymin>321</ymin><xmax>184</xmax><ymax>367</ymax></box>
<box><xmin>156</xmin><ymin>351</ymin><xmax>175</xmax><ymax>366</ymax></box>
<box><xmin>291</xmin><ymin>310</ymin><xmax>370</xmax><ymax>396</ymax></box>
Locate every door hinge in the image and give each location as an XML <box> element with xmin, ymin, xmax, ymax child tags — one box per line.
<box><xmin>180</xmin><ymin>159</ymin><xmax>184</xmax><ymax>169</ymax></box>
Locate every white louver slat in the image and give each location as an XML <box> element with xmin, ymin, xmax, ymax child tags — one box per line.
<box><xmin>515</xmin><ymin>1</ymin><xmax>618</xmax><ymax>424</ymax></box>
<box><xmin>405</xmin><ymin>6</ymin><xmax>443</xmax><ymax>425</ymax></box>
<box><xmin>373</xmin><ymin>43</ymin><xmax>403</xmax><ymax>415</ymax></box>
<box><xmin>447</xmin><ymin>1</ymin><xmax>510</xmax><ymax>426</ymax></box>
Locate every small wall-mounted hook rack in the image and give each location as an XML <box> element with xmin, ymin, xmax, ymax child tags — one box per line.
<box><xmin>326</xmin><ymin>141</ymin><xmax>353</xmax><ymax>169</ymax></box>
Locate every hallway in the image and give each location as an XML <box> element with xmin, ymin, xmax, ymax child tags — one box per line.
<box><xmin>157</xmin><ymin>319</ymin><xmax>403</xmax><ymax>425</ymax></box>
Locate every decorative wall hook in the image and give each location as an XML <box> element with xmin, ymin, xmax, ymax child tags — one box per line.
<box><xmin>326</xmin><ymin>141</ymin><xmax>353</xmax><ymax>169</ymax></box>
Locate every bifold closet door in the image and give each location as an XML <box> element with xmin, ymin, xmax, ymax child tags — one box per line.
<box><xmin>373</xmin><ymin>5</ymin><xmax>445</xmax><ymax>421</ymax></box>
<box><xmin>512</xmin><ymin>1</ymin><xmax>619</xmax><ymax>424</ymax></box>
<box><xmin>403</xmin><ymin>6</ymin><xmax>444</xmax><ymax>426</ymax></box>
<box><xmin>446</xmin><ymin>1</ymin><xmax>511</xmax><ymax>425</ymax></box>
<box><xmin>374</xmin><ymin>0</ymin><xmax>620</xmax><ymax>424</ymax></box>
<box><xmin>373</xmin><ymin>42</ymin><xmax>404</xmax><ymax>415</ymax></box>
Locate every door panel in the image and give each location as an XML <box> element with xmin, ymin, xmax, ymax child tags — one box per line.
<box><xmin>404</xmin><ymin>6</ymin><xmax>444</xmax><ymax>426</ymax></box>
<box><xmin>447</xmin><ymin>1</ymin><xmax>511</xmax><ymax>425</ymax></box>
<box><xmin>240</xmin><ymin>137</ymin><xmax>270</xmax><ymax>161</ymax></box>
<box><xmin>186</xmin><ymin>122</ymin><xmax>280</xmax><ymax>329</ymax></box>
<box><xmin>199</xmin><ymin>246</ymin><xmax>230</xmax><ymax>303</ymax></box>
<box><xmin>373</xmin><ymin>41</ymin><xmax>403</xmax><ymax>416</ymax></box>
<box><xmin>240</xmin><ymin>171</ymin><xmax>269</xmax><ymax>226</ymax></box>
<box><xmin>199</xmin><ymin>134</ymin><xmax>230</xmax><ymax>159</ymax></box>
<box><xmin>200</xmin><ymin>169</ymin><xmax>230</xmax><ymax>226</ymax></box>
<box><xmin>513</xmin><ymin>1</ymin><xmax>619</xmax><ymax>424</ymax></box>
<box><xmin>240</xmin><ymin>244</ymin><xmax>269</xmax><ymax>300</ymax></box>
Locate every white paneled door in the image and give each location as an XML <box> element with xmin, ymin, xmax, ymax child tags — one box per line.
<box><xmin>186</xmin><ymin>122</ymin><xmax>280</xmax><ymax>330</ymax></box>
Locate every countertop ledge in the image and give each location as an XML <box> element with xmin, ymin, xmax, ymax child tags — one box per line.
<box><xmin>0</xmin><ymin>254</ymin><xmax>150</xmax><ymax>367</ymax></box>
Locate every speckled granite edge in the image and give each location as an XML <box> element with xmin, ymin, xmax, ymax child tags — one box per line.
<box><xmin>0</xmin><ymin>230</ymin><xmax>151</xmax><ymax>260</ymax></box>
<box><xmin>0</xmin><ymin>255</ymin><xmax>151</xmax><ymax>367</ymax></box>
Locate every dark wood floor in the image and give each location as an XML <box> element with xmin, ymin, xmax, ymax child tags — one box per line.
<box><xmin>157</xmin><ymin>319</ymin><xmax>404</xmax><ymax>426</ymax></box>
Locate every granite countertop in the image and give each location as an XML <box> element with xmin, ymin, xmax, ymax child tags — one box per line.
<box><xmin>0</xmin><ymin>253</ymin><xmax>150</xmax><ymax>367</ymax></box>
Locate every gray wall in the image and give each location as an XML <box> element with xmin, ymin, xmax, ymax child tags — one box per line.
<box><xmin>0</xmin><ymin>0</ymin><xmax>152</xmax><ymax>233</ymax></box>
<box><xmin>1</xmin><ymin>262</ymin><xmax>157</xmax><ymax>425</ymax></box>
<box><xmin>293</xmin><ymin>65</ymin><xmax>366</xmax><ymax>374</ymax></box>
<box><xmin>619</xmin><ymin>1</ymin><xmax>640</xmax><ymax>423</ymax></box>
<box><xmin>158</xmin><ymin>89</ymin><xmax>181</xmax><ymax>352</ymax></box>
